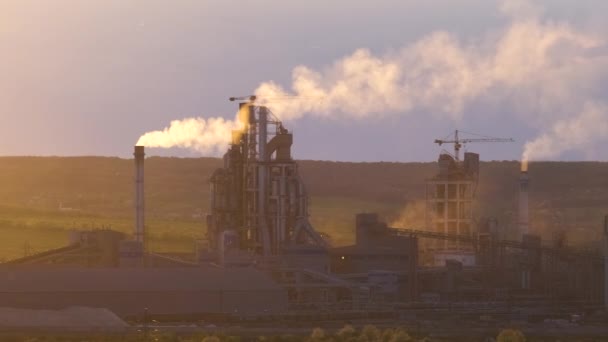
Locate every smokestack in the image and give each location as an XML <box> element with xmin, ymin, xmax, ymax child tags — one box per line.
<box><xmin>257</xmin><ymin>106</ymin><xmax>271</xmax><ymax>256</ymax></box>
<box><xmin>134</xmin><ymin>146</ymin><xmax>145</xmax><ymax>250</ymax></box>
<box><xmin>604</xmin><ymin>215</ymin><xmax>608</xmax><ymax>311</ymax></box>
<box><xmin>518</xmin><ymin>170</ymin><xmax>530</xmax><ymax>237</ymax></box>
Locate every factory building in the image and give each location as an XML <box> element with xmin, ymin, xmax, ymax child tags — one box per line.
<box><xmin>426</xmin><ymin>152</ymin><xmax>478</xmax><ymax>251</ymax></box>
<box><xmin>207</xmin><ymin>99</ymin><xmax>327</xmax><ymax>269</ymax></box>
<box><xmin>332</xmin><ymin>213</ymin><xmax>417</xmax><ymax>275</ymax></box>
<box><xmin>0</xmin><ymin>102</ymin><xmax>605</xmax><ymax>322</ymax></box>
<box><xmin>0</xmin><ymin>268</ymin><xmax>287</xmax><ymax>317</ymax></box>
<box><xmin>0</xmin><ymin>142</ymin><xmax>290</xmax><ymax>318</ymax></box>
<box><xmin>331</xmin><ymin>213</ymin><xmax>418</xmax><ymax>301</ymax></box>
<box><xmin>2</xmin><ymin>229</ymin><xmax>197</xmax><ymax>269</ymax></box>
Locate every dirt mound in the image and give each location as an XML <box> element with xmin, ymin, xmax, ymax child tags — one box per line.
<box><xmin>0</xmin><ymin>306</ymin><xmax>128</xmax><ymax>331</ymax></box>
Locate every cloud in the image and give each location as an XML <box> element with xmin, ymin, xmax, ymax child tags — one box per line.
<box><xmin>523</xmin><ymin>102</ymin><xmax>608</xmax><ymax>162</ymax></box>
<box><xmin>255</xmin><ymin>11</ymin><xmax>602</xmax><ymax>124</ymax></box>
<box><xmin>499</xmin><ymin>0</ymin><xmax>543</xmax><ymax>20</ymax></box>
<box><xmin>136</xmin><ymin>116</ymin><xmax>241</xmax><ymax>155</ymax></box>
<box><xmin>139</xmin><ymin>0</ymin><xmax>608</xmax><ymax>163</ymax></box>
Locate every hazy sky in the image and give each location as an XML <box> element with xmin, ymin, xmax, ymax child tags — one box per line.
<box><xmin>1</xmin><ymin>0</ymin><xmax>607</xmax><ymax>161</ymax></box>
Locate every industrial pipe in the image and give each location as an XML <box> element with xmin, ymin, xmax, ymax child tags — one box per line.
<box><xmin>604</xmin><ymin>215</ymin><xmax>608</xmax><ymax>311</ymax></box>
<box><xmin>518</xmin><ymin>170</ymin><xmax>530</xmax><ymax>237</ymax></box>
<box><xmin>257</xmin><ymin>106</ymin><xmax>271</xmax><ymax>256</ymax></box>
<box><xmin>134</xmin><ymin>146</ymin><xmax>145</xmax><ymax>250</ymax></box>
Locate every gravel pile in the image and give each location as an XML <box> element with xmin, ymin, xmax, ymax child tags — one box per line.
<box><xmin>0</xmin><ymin>306</ymin><xmax>129</xmax><ymax>331</ymax></box>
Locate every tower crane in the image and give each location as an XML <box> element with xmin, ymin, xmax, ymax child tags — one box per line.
<box><xmin>434</xmin><ymin>129</ymin><xmax>514</xmax><ymax>161</ymax></box>
<box><xmin>229</xmin><ymin>94</ymin><xmax>311</xmax><ymax>103</ymax></box>
<box><xmin>229</xmin><ymin>94</ymin><xmax>322</xmax><ymax>131</ymax></box>
<box><xmin>229</xmin><ymin>95</ymin><xmax>257</xmax><ymax>103</ymax></box>
<box><xmin>228</xmin><ymin>94</ymin><xmax>287</xmax><ymax>129</ymax></box>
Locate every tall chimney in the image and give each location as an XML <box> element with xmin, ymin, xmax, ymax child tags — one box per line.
<box><xmin>518</xmin><ymin>170</ymin><xmax>530</xmax><ymax>237</ymax></box>
<box><xmin>257</xmin><ymin>106</ymin><xmax>271</xmax><ymax>256</ymax></box>
<box><xmin>134</xmin><ymin>146</ymin><xmax>145</xmax><ymax>250</ymax></box>
<box><xmin>604</xmin><ymin>215</ymin><xmax>608</xmax><ymax>311</ymax></box>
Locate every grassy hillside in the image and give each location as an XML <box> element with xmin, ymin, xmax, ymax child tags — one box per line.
<box><xmin>0</xmin><ymin>157</ymin><xmax>606</xmax><ymax>260</ymax></box>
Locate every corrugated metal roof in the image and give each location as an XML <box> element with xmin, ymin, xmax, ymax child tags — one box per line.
<box><xmin>0</xmin><ymin>267</ymin><xmax>282</xmax><ymax>293</ymax></box>
<box><xmin>330</xmin><ymin>245</ymin><xmax>410</xmax><ymax>256</ymax></box>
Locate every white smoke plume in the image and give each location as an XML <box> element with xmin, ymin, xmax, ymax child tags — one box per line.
<box><xmin>138</xmin><ymin>0</ymin><xmax>608</xmax><ymax>162</ymax></box>
<box><xmin>136</xmin><ymin>117</ymin><xmax>241</xmax><ymax>155</ymax></box>
<box><xmin>255</xmin><ymin>11</ymin><xmax>602</xmax><ymax>123</ymax></box>
<box><xmin>522</xmin><ymin>102</ymin><xmax>608</xmax><ymax>164</ymax></box>
<box><xmin>499</xmin><ymin>0</ymin><xmax>543</xmax><ymax>19</ymax></box>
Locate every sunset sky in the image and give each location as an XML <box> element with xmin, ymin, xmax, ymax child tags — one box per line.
<box><xmin>1</xmin><ymin>0</ymin><xmax>607</xmax><ymax>161</ymax></box>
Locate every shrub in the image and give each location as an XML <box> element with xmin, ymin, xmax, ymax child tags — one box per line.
<box><xmin>310</xmin><ymin>327</ymin><xmax>326</xmax><ymax>341</ymax></box>
<box><xmin>337</xmin><ymin>324</ymin><xmax>356</xmax><ymax>339</ymax></box>
<box><xmin>359</xmin><ymin>325</ymin><xmax>381</xmax><ymax>341</ymax></box>
<box><xmin>496</xmin><ymin>328</ymin><xmax>525</xmax><ymax>342</ymax></box>
<box><xmin>202</xmin><ymin>336</ymin><xmax>221</xmax><ymax>342</ymax></box>
<box><xmin>388</xmin><ymin>328</ymin><xmax>412</xmax><ymax>342</ymax></box>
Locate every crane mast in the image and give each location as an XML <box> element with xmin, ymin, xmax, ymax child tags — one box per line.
<box><xmin>434</xmin><ymin>129</ymin><xmax>514</xmax><ymax>161</ymax></box>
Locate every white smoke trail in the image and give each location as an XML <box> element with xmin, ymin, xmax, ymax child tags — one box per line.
<box><xmin>255</xmin><ymin>14</ymin><xmax>601</xmax><ymax>122</ymax></box>
<box><xmin>136</xmin><ymin>116</ymin><xmax>241</xmax><ymax>155</ymax></box>
<box><xmin>138</xmin><ymin>0</ymin><xmax>608</xmax><ymax>161</ymax></box>
<box><xmin>499</xmin><ymin>0</ymin><xmax>543</xmax><ymax>19</ymax></box>
<box><xmin>255</xmin><ymin>0</ymin><xmax>607</xmax><ymax>166</ymax></box>
<box><xmin>522</xmin><ymin>102</ymin><xmax>608</xmax><ymax>164</ymax></box>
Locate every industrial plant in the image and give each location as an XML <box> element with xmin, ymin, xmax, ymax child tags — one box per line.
<box><xmin>0</xmin><ymin>98</ymin><xmax>607</xmax><ymax>336</ymax></box>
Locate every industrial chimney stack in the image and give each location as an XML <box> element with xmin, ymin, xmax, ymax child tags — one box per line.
<box><xmin>257</xmin><ymin>106</ymin><xmax>271</xmax><ymax>256</ymax></box>
<box><xmin>134</xmin><ymin>146</ymin><xmax>145</xmax><ymax>250</ymax></box>
<box><xmin>518</xmin><ymin>170</ymin><xmax>530</xmax><ymax>237</ymax></box>
<box><xmin>604</xmin><ymin>215</ymin><xmax>608</xmax><ymax>311</ymax></box>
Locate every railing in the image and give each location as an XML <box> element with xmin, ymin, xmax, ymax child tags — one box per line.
<box><xmin>391</xmin><ymin>228</ymin><xmax>602</xmax><ymax>260</ymax></box>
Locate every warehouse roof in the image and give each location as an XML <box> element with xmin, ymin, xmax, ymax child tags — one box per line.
<box><xmin>0</xmin><ymin>267</ymin><xmax>283</xmax><ymax>293</ymax></box>
<box><xmin>330</xmin><ymin>245</ymin><xmax>411</xmax><ymax>256</ymax></box>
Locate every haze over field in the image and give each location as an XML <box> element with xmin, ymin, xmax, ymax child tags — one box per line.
<box><xmin>0</xmin><ymin>157</ymin><xmax>604</xmax><ymax>260</ymax></box>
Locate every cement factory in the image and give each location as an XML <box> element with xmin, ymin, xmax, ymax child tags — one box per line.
<box><xmin>0</xmin><ymin>98</ymin><xmax>607</xmax><ymax>329</ymax></box>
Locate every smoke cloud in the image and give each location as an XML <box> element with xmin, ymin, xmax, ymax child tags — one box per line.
<box><xmin>136</xmin><ymin>117</ymin><xmax>241</xmax><ymax>155</ymax></box>
<box><xmin>256</xmin><ymin>8</ymin><xmax>601</xmax><ymax>119</ymax></box>
<box><xmin>522</xmin><ymin>102</ymin><xmax>608</xmax><ymax>163</ymax></box>
<box><xmin>389</xmin><ymin>200</ymin><xmax>427</xmax><ymax>229</ymax></box>
<box><xmin>138</xmin><ymin>0</ymin><xmax>608</xmax><ymax>162</ymax></box>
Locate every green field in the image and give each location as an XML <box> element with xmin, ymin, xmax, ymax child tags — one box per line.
<box><xmin>0</xmin><ymin>205</ymin><xmax>205</xmax><ymax>261</ymax></box>
<box><xmin>0</xmin><ymin>196</ymin><xmax>396</xmax><ymax>261</ymax></box>
<box><xmin>0</xmin><ymin>157</ymin><xmax>606</xmax><ymax>260</ymax></box>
